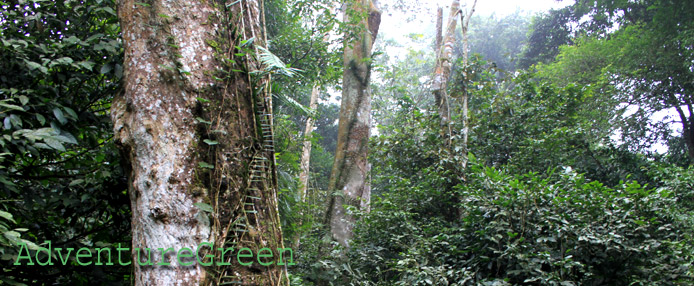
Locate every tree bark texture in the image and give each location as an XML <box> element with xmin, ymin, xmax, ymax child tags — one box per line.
<box><xmin>432</xmin><ymin>0</ymin><xmax>460</xmax><ymax>138</ymax></box>
<box><xmin>325</xmin><ymin>0</ymin><xmax>381</xmax><ymax>248</ymax></box>
<box><xmin>114</xmin><ymin>0</ymin><xmax>287</xmax><ymax>285</ymax></box>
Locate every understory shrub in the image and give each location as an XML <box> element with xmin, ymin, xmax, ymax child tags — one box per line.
<box><xmin>345</xmin><ymin>164</ymin><xmax>693</xmax><ymax>285</ymax></box>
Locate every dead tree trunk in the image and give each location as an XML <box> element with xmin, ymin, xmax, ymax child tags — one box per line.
<box><xmin>114</xmin><ymin>0</ymin><xmax>288</xmax><ymax>285</ymax></box>
<box><xmin>324</xmin><ymin>0</ymin><xmax>381</xmax><ymax>248</ymax></box>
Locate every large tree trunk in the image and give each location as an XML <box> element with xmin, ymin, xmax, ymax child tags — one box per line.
<box><xmin>324</xmin><ymin>0</ymin><xmax>381</xmax><ymax>248</ymax></box>
<box><xmin>114</xmin><ymin>0</ymin><xmax>288</xmax><ymax>285</ymax></box>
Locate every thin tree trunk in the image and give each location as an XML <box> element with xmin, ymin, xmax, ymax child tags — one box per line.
<box><xmin>324</xmin><ymin>0</ymin><xmax>381</xmax><ymax>248</ymax></box>
<box><xmin>459</xmin><ymin>0</ymin><xmax>476</xmax><ymax>168</ymax></box>
<box><xmin>294</xmin><ymin>80</ymin><xmax>320</xmax><ymax>248</ymax></box>
<box><xmin>296</xmin><ymin>28</ymin><xmax>332</xmax><ymax>247</ymax></box>
<box><xmin>432</xmin><ymin>0</ymin><xmax>460</xmax><ymax>142</ymax></box>
<box><xmin>298</xmin><ymin>84</ymin><xmax>320</xmax><ymax>201</ymax></box>
<box><xmin>675</xmin><ymin>103</ymin><xmax>694</xmax><ymax>165</ymax></box>
<box><xmin>299</xmin><ymin>29</ymin><xmax>333</xmax><ymax>202</ymax></box>
<box><xmin>687</xmin><ymin>120</ymin><xmax>694</xmax><ymax>165</ymax></box>
<box><xmin>436</xmin><ymin>7</ymin><xmax>443</xmax><ymax>51</ymax></box>
<box><xmin>114</xmin><ymin>0</ymin><xmax>288</xmax><ymax>285</ymax></box>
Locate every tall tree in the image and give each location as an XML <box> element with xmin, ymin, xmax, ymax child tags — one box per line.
<box><xmin>432</xmin><ymin>0</ymin><xmax>460</xmax><ymax>138</ymax></box>
<box><xmin>299</xmin><ymin>85</ymin><xmax>320</xmax><ymax>206</ymax></box>
<box><xmin>299</xmin><ymin>30</ymin><xmax>333</xmax><ymax>208</ymax></box>
<box><xmin>539</xmin><ymin>0</ymin><xmax>694</xmax><ymax>165</ymax></box>
<box><xmin>295</xmin><ymin>79</ymin><xmax>320</xmax><ymax>249</ymax></box>
<box><xmin>325</xmin><ymin>0</ymin><xmax>381</xmax><ymax>248</ymax></box>
<box><xmin>114</xmin><ymin>0</ymin><xmax>288</xmax><ymax>284</ymax></box>
<box><xmin>457</xmin><ymin>0</ymin><xmax>476</xmax><ymax>168</ymax></box>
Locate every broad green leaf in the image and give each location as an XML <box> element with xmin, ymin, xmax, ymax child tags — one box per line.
<box><xmin>56</xmin><ymin>132</ymin><xmax>78</xmax><ymax>144</ymax></box>
<box><xmin>53</xmin><ymin>108</ymin><xmax>68</xmax><ymax>124</ymax></box>
<box><xmin>52</xmin><ymin>57</ymin><xmax>74</xmax><ymax>67</ymax></box>
<box><xmin>4</xmin><ymin>230</ymin><xmax>20</xmax><ymax>240</ymax></box>
<box><xmin>77</xmin><ymin>60</ymin><xmax>95</xmax><ymax>71</ymax></box>
<box><xmin>0</xmin><ymin>210</ymin><xmax>15</xmax><ymax>223</ymax></box>
<box><xmin>24</xmin><ymin>60</ymin><xmax>48</xmax><ymax>74</ymax></box>
<box><xmin>0</xmin><ymin>100</ymin><xmax>25</xmax><ymax>112</ymax></box>
<box><xmin>44</xmin><ymin>137</ymin><xmax>66</xmax><ymax>151</ymax></box>
<box><xmin>63</xmin><ymin>107</ymin><xmax>77</xmax><ymax>119</ymax></box>
<box><xmin>194</xmin><ymin>202</ymin><xmax>214</xmax><ymax>213</ymax></box>
<box><xmin>35</xmin><ymin>114</ymin><xmax>46</xmax><ymax>125</ymax></box>
<box><xmin>100</xmin><ymin>64</ymin><xmax>112</xmax><ymax>74</ymax></box>
<box><xmin>63</xmin><ymin>36</ymin><xmax>81</xmax><ymax>45</ymax></box>
<box><xmin>18</xmin><ymin>96</ymin><xmax>29</xmax><ymax>106</ymax></box>
<box><xmin>9</xmin><ymin>115</ymin><xmax>22</xmax><ymax>128</ymax></box>
<box><xmin>69</xmin><ymin>179</ymin><xmax>85</xmax><ymax>186</ymax></box>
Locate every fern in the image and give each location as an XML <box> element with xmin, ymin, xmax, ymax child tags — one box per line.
<box><xmin>257</xmin><ymin>46</ymin><xmax>302</xmax><ymax>77</ymax></box>
<box><xmin>273</xmin><ymin>93</ymin><xmax>315</xmax><ymax>117</ymax></box>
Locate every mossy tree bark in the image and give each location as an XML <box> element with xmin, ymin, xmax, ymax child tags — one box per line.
<box><xmin>324</xmin><ymin>0</ymin><xmax>381</xmax><ymax>248</ymax></box>
<box><xmin>113</xmin><ymin>0</ymin><xmax>288</xmax><ymax>285</ymax></box>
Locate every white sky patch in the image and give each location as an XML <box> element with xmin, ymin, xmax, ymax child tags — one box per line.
<box><xmin>611</xmin><ymin>103</ymin><xmax>688</xmax><ymax>154</ymax></box>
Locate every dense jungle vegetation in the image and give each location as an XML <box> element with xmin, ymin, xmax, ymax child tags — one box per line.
<box><xmin>1</xmin><ymin>0</ymin><xmax>693</xmax><ymax>285</ymax></box>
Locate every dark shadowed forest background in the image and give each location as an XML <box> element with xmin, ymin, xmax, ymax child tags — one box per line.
<box><xmin>1</xmin><ymin>0</ymin><xmax>693</xmax><ymax>285</ymax></box>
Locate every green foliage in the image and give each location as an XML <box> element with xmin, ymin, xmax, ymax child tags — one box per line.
<box><xmin>518</xmin><ymin>7</ymin><xmax>575</xmax><ymax>69</ymax></box>
<box><xmin>264</xmin><ymin>0</ymin><xmax>342</xmax><ymax>86</ymax></box>
<box><xmin>258</xmin><ymin>46</ymin><xmax>302</xmax><ymax>77</ymax></box>
<box><xmin>0</xmin><ymin>0</ymin><xmax>130</xmax><ymax>284</ymax></box>
<box><xmin>344</xmin><ymin>163</ymin><xmax>693</xmax><ymax>285</ymax></box>
<box><xmin>465</xmin><ymin>12</ymin><xmax>530</xmax><ymax>72</ymax></box>
<box><xmin>538</xmin><ymin>0</ymin><xmax>694</xmax><ymax>164</ymax></box>
<box><xmin>1</xmin><ymin>0</ymin><xmax>691</xmax><ymax>285</ymax></box>
<box><xmin>649</xmin><ymin>164</ymin><xmax>694</xmax><ymax>212</ymax></box>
